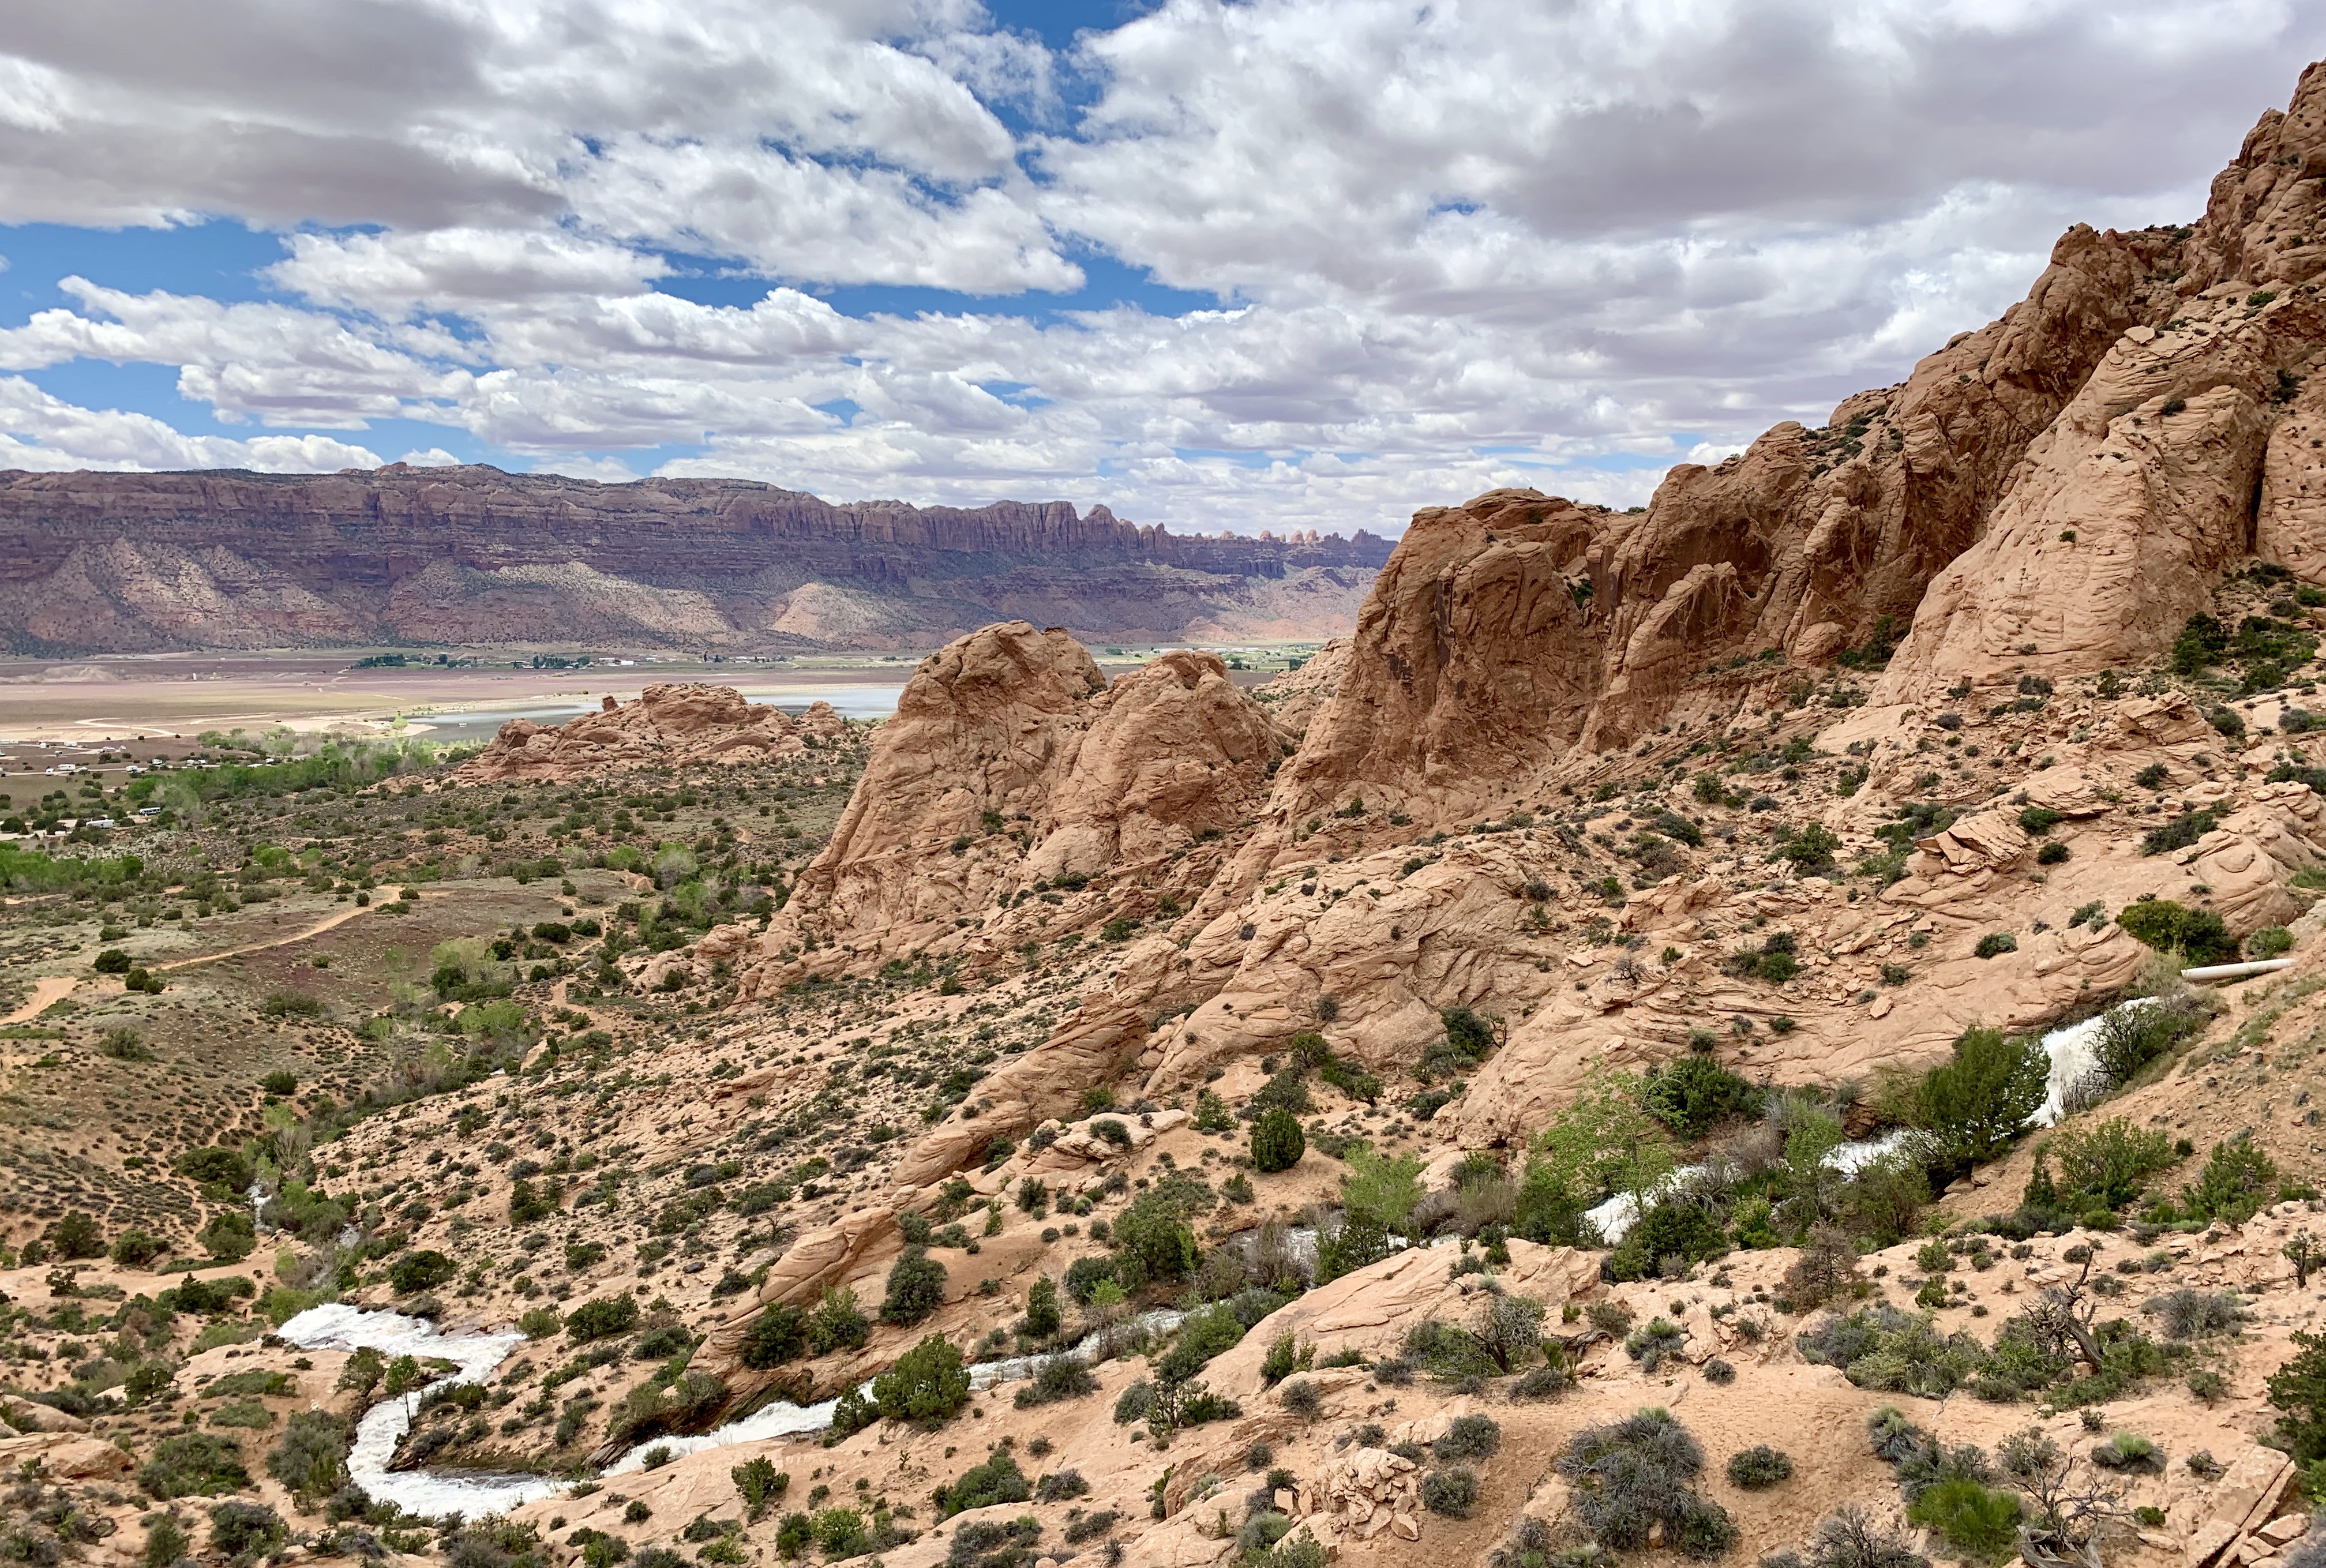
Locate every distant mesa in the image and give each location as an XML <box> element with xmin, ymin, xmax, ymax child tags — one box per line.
<box><xmin>0</xmin><ymin>466</ymin><xmax>1396</xmax><ymax>655</ymax></box>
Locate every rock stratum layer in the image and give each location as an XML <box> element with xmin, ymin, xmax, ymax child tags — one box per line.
<box><xmin>0</xmin><ymin>467</ymin><xmax>1394</xmax><ymax>653</ymax></box>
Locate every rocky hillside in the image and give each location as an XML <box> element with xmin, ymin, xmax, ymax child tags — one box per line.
<box><xmin>0</xmin><ymin>466</ymin><xmax>1394</xmax><ymax>653</ymax></box>
<box><xmin>5</xmin><ymin>54</ymin><xmax>2326</xmax><ymax>1568</ymax></box>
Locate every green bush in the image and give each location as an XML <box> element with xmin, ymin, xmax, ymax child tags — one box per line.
<box><xmin>1919</xmin><ymin>1026</ymin><xmax>2047</xmax><ymax>1163</ymax></box>
<box><xmin>738</xmin><ymin>1304</ymin><xmax>806</xmax><ymax>1370</ymax></box>
<box><xmin>388</xmin><ymin>1250</ymin><xmax>455</xmax><ymax>1293</ymax></box>
<box><xmin>1251</xmin><ymin>1107</ymin><xmax>1306</xmax><ymax>1173</ymax></box>
<box><xmin>2141</xmin><ymin>808</ymin><xmax>2223</xmax><ymax>857</ymax></box>
<box><xmin>808</xmin><ymin>1288</ymin><xmax>869</xmax><ymax>1355</ymax></box>
<box><xmin>933</xmin><ymin>1451</ymin><xmax>1030</xmax><ymax>1518</ymax></box>
<box><xmin>2044</xmin><ymin>1119</ymin><xmax>2176</xmax><ymax>1209</ymax></box>
<box><xmin>869</xmin><ymin>1334</ymin><xmax>970</xmax><ymax>1425</ymax></box>
<box><xmin>1012</xmin><ymin>1355</ymin><xmax>1097</xmax><ymax>1408</ymax></box>
<box><xmin>1557</xmin><ymin>1409</ymin><xmax>1735</xmax><ymax>1559</ymax></box>
<box><xmin>565</xmin><ymin>1295</ymin><xmax>641</xmax><ymax>1342</ymax></box>
<box><xmin>1726</xmin><ymin>1446</ymin><xmax>1793</xmax><ymax>1488</ymax></box>
<box><xmin>1111</xmin><ymin>1195</ymin><xmax>1199</xmax><ymax>1286</ymax></box>
<box><xmin>1908</xmin><ymin>1477</ymin><xmax>2021</xmax><ymax>1559</ymax></box>
<box><xmin>1973</xmin><ymin>932</ymin><xmax>2017</xmax><ymax>959</ymax></box>
<box><xmin>1420</xmin><ymin>1466</ymin><xmax>1479</xmax><ymax>1518</ymax></box>
<box><xmin>2181</xmin><ymin>1132</ymin><xmax>2279</xmax><ymax>1224</ymax></box>
<box><xmin>265</xmin><ymin>1410</ymin><xmax>348</xmax><ymax>1495</ymax></box>
<box><xmin>207</xmin><ymin>1501</ymin><xmax>286</xmax><ymax>1565</ymax></box>
<box><xmin>140</xmin><ymin>1432</ymin><xmax>250</xmax><ymax>1499</ymax></box>
<box><xmin>1641</xmin><ymin>1057</ymin><xmax>1761</xmax><ymax>1139</ymax></box>
<box><xmin>881</xmin><ymin>1247</ymin><xmax>948</xmax><ymax>1325</ymax></box>
<box><xmin>2115</xmin><ymin>899</ymin><xmax>2238</xmax><ymax>963</ymax></box>
<box><xmin>1605</xmin><ymin>1201</ymin><xmax>1725</xmax><ymax>1282</ymax></box>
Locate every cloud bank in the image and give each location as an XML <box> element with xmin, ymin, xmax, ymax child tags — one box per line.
<box><xmin>0</xmin><ymin>0</ymin><xmax>2314</xmax><ymax>534</ymax></box>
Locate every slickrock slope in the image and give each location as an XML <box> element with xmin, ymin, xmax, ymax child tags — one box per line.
<box><xmin>0</xmin><ymin>466</ymin><xmax>1393</xmax><ymax>652</ymax></box>
<box><xmin>451</xmin><ymin>682</ymin><xmax>852</xmax><ymax>783</ymax></box>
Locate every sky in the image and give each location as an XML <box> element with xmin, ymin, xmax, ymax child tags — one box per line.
<box><xmin>0</xmin><ymin>1</ymin><xmax>2317</xmax><ymax>538</ymax></box>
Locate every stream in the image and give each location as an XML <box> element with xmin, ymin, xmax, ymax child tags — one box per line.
<box><xmin>277</xmin><ymin>997</ymin><xmax>2151</xmax><ymax>1514</ymax></box>
<box><xmin>1584</xmin><ymin>996</ymin><xmax>2143</xmax><ymax>1244</ymax></box>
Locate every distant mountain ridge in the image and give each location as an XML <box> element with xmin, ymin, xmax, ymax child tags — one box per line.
<box><xmin>0</xmin><ymin>463</ymin><xmax>1400</xmax><ymax>652</ymax></box>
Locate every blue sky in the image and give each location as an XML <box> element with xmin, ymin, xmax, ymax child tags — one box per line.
<box><xmin>0</xmin><ymin>0</ymin><xmax>2316</xmax><ymax>535</ymax></box>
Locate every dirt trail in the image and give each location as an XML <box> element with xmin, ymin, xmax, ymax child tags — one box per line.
<box><xmin>0</xmin><ymin>976</ymin><xmax>77</xmax><ymax>1025</ymax></box>
<box><xmin>156</xmin><ymin>885</ymin><xmax>408</xmax><ymax>971</ymax></box>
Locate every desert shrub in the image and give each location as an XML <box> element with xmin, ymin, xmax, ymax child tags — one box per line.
<box><xmin>111</xmin><ymin>1228</ymin><xmax>164</xmax><ymax>1267</ymax></box>
<box><xmin>2141</xmin><ymin>808</ymin><xmax>2224</xmax><ymax>858</ymax></box>
<box><xmin>808</xmin><ymin>1288</ymin><xmax>869</xmax><ymax>1355</ymax></box>
<box><xmin>1513</xmin><ymin>1361</ymin><xmax>1573</xmax><ymax>1400</ymax></box>
<box><xmin>933</xmin><ymin>1451</ymin><xmax>1029</xmax><ymax>1518</ymax></box>
<box><xmin>1802</xmin><ymin>1506</ymin><xmax>1931</xmax><ymax>1568</ymax></box>
<box><xmin>1112</xmin><ymin>1194</ymin><xmax>1200</xmax><ymax>1287</ymax></box>
<box><xmin>1798</xmin><ymin>1308</ymin><xmax>1980</xmax><ymax>1400</ymax></box>
<box><xmin>1702</xmin><ymin>1357</ymin><xmax>1735</xmax><ymax>1385</ymax></box>
<box><xmin>731</xmin><ymin>1457</ymin><xmax>788</xmax><ymax>1521</ymax></box>
<box><xmin>1918</xmin><ymin>1027</ymin><xmax>2047</xmax><ymax>1163</ymax></box>
<box><xmin>388</xmin><ymin>1250</ymin><xmax>455</xmax><ymax>1293</ymax></box>
<box><xmin>1014</xmin><ymin>1355</ymin><xmax>1097</xmax><ymax>1408</ymax></box>
<box><xmin>2091</xmin><ymin>995</ymin><xmax>2210</xmax><ymax>1087</ymax></box>
<box><xmin>881</xmin><ymin>1247</ymin><xmax>948</xmax><ymax>1325</ymax></box>
<box><xmin>1251</xmin><ymin>1108</ymin><xmax>1305</xmax><ymax>1173</ymax></box>
<box><xmin>565</xmin><ymin>1295</ymin><xmax>639</xmax><ymax>1342</ymax></box>
<box><xmin>1642</xmin><ymin>1057</ymin><xmax>1761</xmax><ymax>1139</ymax></box>
<box><xmin>140</xmin><ymin>1432</ymin><xmax>250</xmax><ymax>1499</ymax></box>
<box><xmin>1973</xmin><ymin>932</ymin><xmax>2017</xmax><ymax>960</ymax></box>
<box><xmin>738</xmin><ymin>1304</ymin><xmax>806</xmax><ymax>1370</ymax></box>
<box><xmin>2045</xmin><ymin>1119</ymin><xmax>2176</xmax><ymax>1210</ymax></box>
<box><xmin>1907</xmin><ymin>1478</ymin><xmax>2020</xmax><ymax>1559</ymax></box>
<box><xmin>208</xmin><ymin>1502</ymin><xmax>286</xmax><ymax>1565</ymax></box>
<box><xmin>2181</xmin><ymin>1132</ymin><xmax>2279</xmax><ymax>1224</ymax></box>
<box><xmin>1063</xmin><ymin>1255</ymin><xmax>1118</xmax><ymax>1304</ymax></box>
<box><xmin>1421</xmin><ymin>1467</ymin><xmax>1479</xmax><ymax>1518</ymax></box>
<box><xmin>2089</xmin><ymin>1433</ymin><xmax>2164</xmax><ymax>1473</ymax></box>
<box><xmin>1435</xmin><ymin>1413</ymin><xmax>1502</xmax><ymax>1462</ymax></box>
<box><xmin>177</xmin><ymin>1146</ymin><xmax>256</xmax><ymax>1194</ymax></box>
<box><xmin>1605</xmin><ymin>1200</ymin><xmax>1725</xmax><ymax>1282</ymax></box>
<box><xmin>1557</xmin><ymin>1408</ymin><xmax>1736</xmax><ymax>1559</ymax></box>
<box><xmin>1625</xmin><ymin>1319</ymin><xmax>1687</xmax><ymax>1372</ymax></box>
<box><xmin>266</xmin><ymin>1410</ymin><xmax>348</xmax><ymax>1495</ymax></box>
<box><xmin>1727</xmin><ymin>1446</ymin><xmax>1792</xmax><ymax>1488</ymax></box>
<box><xmin>2144</xmin><ymin>1289</ymin><xmax>2249</xmax><ymax>1341</ymax></box>
<box><xmin>1035</xmin><ymin>1469</ymin><xmax>1089</xmax><ymax>1503</ymax></box>
<box><xmin>869</xmin><ymin>1334</ymin><xmax>970</xmax><ymax>1425</ymax></box>
<box><xmin>2115</xmin><ymin>899</ymin><xmax>2237</xmax><ymax>963</ymax></box>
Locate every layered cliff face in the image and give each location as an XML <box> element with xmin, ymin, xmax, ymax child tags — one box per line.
<box><xmin>0</xmin><ymin>467</ymin><xmax>1393</xmax><ymax>652</ymax></box>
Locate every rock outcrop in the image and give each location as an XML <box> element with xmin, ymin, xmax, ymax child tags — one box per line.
<box><xmin>0</xmin><ymin>467</ymin><xmax>1393</xmax><ymax>654</ymax></box>
<box><xmin>451</xmin><ymin>683</ymin><xmax>842</xmax><ymax>783</ymax></box>
<box><xmin>749</xmin><ymin>623</ymin><xmax>1287</xmax><ymax>965</ymax></box>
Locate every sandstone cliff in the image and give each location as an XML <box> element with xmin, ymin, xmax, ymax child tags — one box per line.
<box><xmin>0</xmin><ymin>467</ymin><xmax>1393</xmax><ymax>653</ymax></box>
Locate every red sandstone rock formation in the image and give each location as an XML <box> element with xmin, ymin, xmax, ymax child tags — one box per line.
<box><xmin>451</xmin><ymin>682</ymin><xmax>836</xmax><ymax>783</ymax></box>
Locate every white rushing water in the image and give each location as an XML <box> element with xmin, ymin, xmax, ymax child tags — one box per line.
<box><xmin>1585</xmin><ymin>998</ymin><xmax>2155</xmax><ymax>1244</ymax></box>
<box><xmin>278</xmin><ymin>1304</ymin><xmax>561</xmax><ymax>1517</ymax></box>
